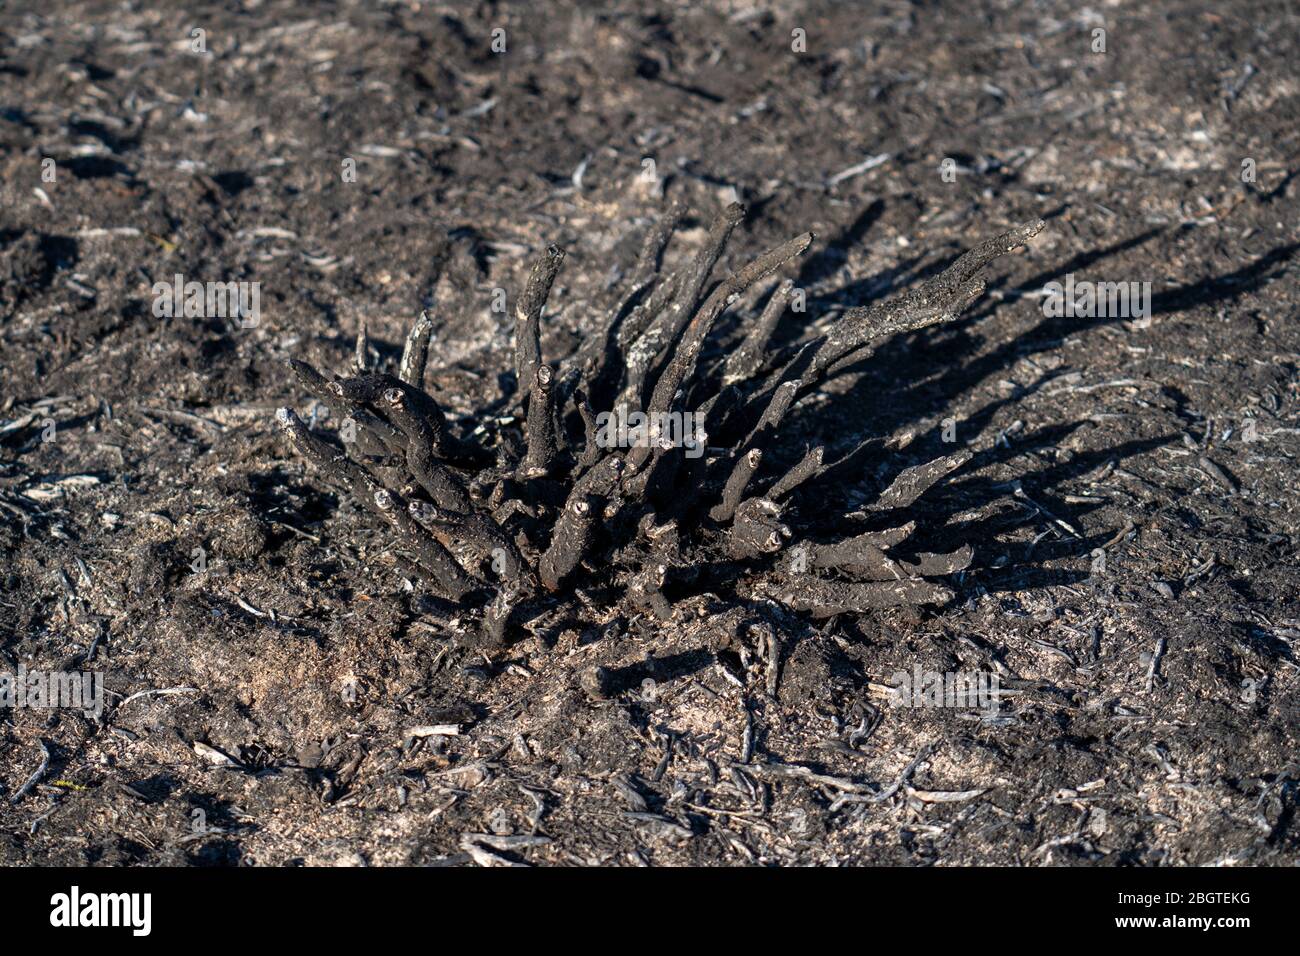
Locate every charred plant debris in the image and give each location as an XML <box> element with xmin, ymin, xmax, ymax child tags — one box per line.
<box><xmin>278</xmin><ymin>204</ymin><xmax>1044</xmax><ymax>650</ymax></box>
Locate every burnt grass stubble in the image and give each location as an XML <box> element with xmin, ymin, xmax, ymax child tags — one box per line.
<box><xmin>2</xmin><ymin>0</ymin><xmax>1300</xmax><ymax>867</ymax></box>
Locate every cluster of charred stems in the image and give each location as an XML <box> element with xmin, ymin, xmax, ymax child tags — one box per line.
<box><xmin>279</xmin><ymin>203</ymin><xmax>1043</xmax><ymax>649</ymax></box>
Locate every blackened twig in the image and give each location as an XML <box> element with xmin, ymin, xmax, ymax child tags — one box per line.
<box><xmin>539</xmin><ymin>494</ymin><xmax>598</xmax><ymax>591</ymax></box>
<box><xmin>399</xmin><ymin>309</ymin><xmax>436</xmax><ymax>387</ymax></box>
<box><xmin>724</xmin><ymin>278</ymin><xmax>794</xmax><ymax>386</ymax></box>
<box><xmin>631</xmin><ymin>232</ymin><xmax>813</xmax><ymax>470</ymax></box>
<box><xmin>522</xmin><ymin>365</ymin><xmax>559</xmax><ymax>478</ymax></box>
<box><xmin>870</xmin><ymin>451</ymin><xmax>972</xmax><ymax>511</ymax></box>
<box><xmin>10</xmin><ymin>739</ymin><xmax>51</xmax><ymax>804</ymax></box>
<box><xmin>277</xmin><ymin>408</ymin><xmax>474</xmax><ymax>599</ymax></box>
<box><xmin>515</xmin><ymin>245</ymin><xmax>566</xmax><ymax>400</ymax></box>
<box><xmin>710</xmin><ymin>448</ymin><xmax>762</xmax><ymax>523</ymax></box>
<box><xmin>767</xmin><ymin>446</ymin><xmax>823</xmax><ymax>500</ymax></box>
<box><xmin>808</xmin><ymin>219</ymin><xmax>1044</xmax><ymax>380</ymax></box>
<box><xmin>776</xmin><ymin>578</ymin><xmax>954</xmax><ymax>617</ymax></box>
<box><xmin>619</xmin><ymin>203</ymin><xmax>745</xmax><ymax>412</ymax></box>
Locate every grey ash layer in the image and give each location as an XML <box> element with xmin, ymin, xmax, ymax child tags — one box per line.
<box><xmin>278</xmin><ymin>204</ymin><xmax>1044</xmax><ymax>651</ymax></box>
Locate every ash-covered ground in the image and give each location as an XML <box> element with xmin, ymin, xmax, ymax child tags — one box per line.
<box><xmin>1</xmin><ymin>0</ymin><xmax>1298</xmax><ymax>866</ymax></box>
